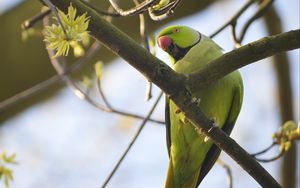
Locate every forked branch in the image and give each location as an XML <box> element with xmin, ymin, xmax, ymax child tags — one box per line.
<box><xmin>42</xmin><ymin>0</ymin><xmax>299</xmax><ymax>187</ymax></box>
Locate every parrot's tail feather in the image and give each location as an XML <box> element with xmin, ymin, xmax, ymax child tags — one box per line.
<box><xmin>165</xmin><ymin>159</ymin><xmax>175</xmax><ymax>188</ymax></box>
<box><xmin>165</xmin><ymin>158</ymin><xmax>200</xmax><ymax>188</ymax></box>
<box><xmin>182</xmin><ymin>171</ymin><xmax>200</xmax><ymax>188</ymax></box>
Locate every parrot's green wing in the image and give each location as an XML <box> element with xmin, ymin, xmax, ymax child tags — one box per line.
<box><xmin>197</xmin><ymin>79</ymin><xmax>243</xmax><ymax>185</ymax></box>
<box><xmin>165</xmin><ymin>75</ymin><xmax>243</xmax><ymax>186</ymax></box>
<box><xmin>165</xmin><ymin>96</ymin><xmax>171</xmax><ymax>156</ymax></box>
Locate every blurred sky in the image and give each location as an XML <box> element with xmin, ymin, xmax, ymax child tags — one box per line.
<box><xmin>0</xmin><ymin>1</ymin><xmax>299</xmax><ymax>188</ymax></box>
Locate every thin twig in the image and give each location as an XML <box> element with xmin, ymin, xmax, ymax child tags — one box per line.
<box><xmin>0</xmin><ymin>41</ymin><xmax>100</xmax><ymax>112</ymax></box>
<box><xmin>94</xmin><ymin>5</ymin><xmax>114</xmax><ymax>109</ymax></box>
<box><xmin>96</xmin><ymin>76</ymin><xmax>112</xmax><ymax>109</ymax></box>
<box><xmin>251</xmin><ymin>142</ymin><xmax>276</xmax><ymax>156</ymax></box>
<box><xmin>209</xmin><ymin>0</ymin><xmax>257</xmax><ymax>38</ymax></box>
<box><xmin>22</xmin><ymin>8</ymin><xmax>51</xmax><ymax>30</ymax></box>
<box><xmin>209</xmin><ymin>0</ymin><xmax>274</xmax><ymax>46</ymax></box>
<box><xmin>22</xmin><ymin>4</ymin><xmax>119</xmax><ymax>30</ymax></box>
<box><xmin>150</xmin><ymin>0</ymin><xmax>176</xmax><ymax>14</ymax></box>
<box><xmin>43</xmin><ymin>15</ymin><xmax>164</xmax><ymax>125</ymax></box>
<box><xmin>189</xmin><ymin>29</ymin><xmax>300</xmax><ymax>91</ymax></box>
<box><xmin>251</xmin><ymin>142</ymin><xmax>286</xmax><ymax>163</ymax></box>
<box><xmin>100</xmin><ymin>91</ymin><xmax>163</xmax><ymax>188</ymax></box>
<box><xmin>109</xmin><ymin>0</ymin><xmax>158</xmax><ymax>16</ymax></box>
<box><xmin>48</xmin><ymin>44</ymin><xmax>164</xmax><ymax>124</ymax></box>
<box><xmin>237</xmin><ymin>0</ymin><xmax>275</xmax><ymax>44</ymax></box>
<box><xmin>79</xmin><ymin>0</ymin><xmax>120</xmax><ymax>17</ymax></box>
<box><xmin>132</xmin><ymin>0</ymin><xmax>153</xmax><ymax>101</ymax></box>
<box><xmin>255</xmin><ymin>150</ymin><xmax>285</xmax><ymax>163</ymax></box>
<box><xmin>148</xmin><ymin>0</ymin><xmax>182</xmax><ymax>21</ymax></box>
<box><xmin>111</xmin><ymin>109</ymin><xmax>164</xmax><ymax>124</ymax></box>
<box><xmin>217</xmin><ymin>159</ymin><xmax>233</xmax><ymax>188</ymax></box>
<box><xmin>107</xmin><ymin>0</ymin><xmax>181</xmax><ymax>20</ymax></box>
<box><xmin>145</xmin><ymin>82</ymin><xmax>153</xmax><ymax>101</ymax></box>
<box><xmin>45</xmin><ymin>43</ymin><xmax>164</xmax><ymax>124</ymax></box>
<box><xmin>230</xmin><ymin>22</ymin><xmax>240</xmax><ymax>48</ymax></box>
<box><xmin>0</xmin><ymin>74</ymin><xmax>61</xmax><ymax>112</ymax></box>
<box><xmin>42</xmin><ymin>0</ymin><xmax>68</xmax><ymax>36</ymax></box>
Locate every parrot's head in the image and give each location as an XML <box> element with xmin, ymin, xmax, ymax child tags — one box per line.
<box><xmin>157</xmin><ymin>25</ymin><xmax>201</xmax><ymax>62</ymax></box>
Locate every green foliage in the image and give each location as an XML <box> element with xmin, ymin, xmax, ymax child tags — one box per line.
<box><xmin>81</xmin><ymin>75</ymin><xmax>92</xmax><ymax>90</ymax></box>
<box><xmin>21</xmin><ymin>28</ymin><xmax>39</xmax><ymax>42</ymax></box>
<box><xmin>151</xmin><ymin>0</ymin><xmax>170</xmax><ymax>10</ymax></box>
<box><xmin>149</xmin><ymin>34</ymin><xmax>156</xmax><ymax>56</ymax></box>
<box><xmin>273</xmin><ymin>121</ymin><xmax>300</xmax><ymax>152</ymax></box>
<box><xmin>0</xmin><ymin>151</ymin><xmax>17</xmax><ymax>188</ymax></box>
<box><xmin>44</xmin><ymin>4</ymin><xmax>90</xmax><ymax>57</ymax></box>
<box><xmin>94</xmin><ymin>61</ymin><xmax>103</xmax><ymax>79</ymax></box>
<box><xmin>81</xmin><ymin>61</ymin><xmax>103</xmax><ymax>90</ymax></box>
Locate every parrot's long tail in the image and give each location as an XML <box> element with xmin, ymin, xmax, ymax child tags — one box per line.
<box><xmin>165</xmin><ymin>159</ymin><xmax>200</xmax><ymax>188</ymax></box>
<box><xmin>165</xmin><ymin>159</ymin><xmax>175</xmax><ymax>188</ymax></box>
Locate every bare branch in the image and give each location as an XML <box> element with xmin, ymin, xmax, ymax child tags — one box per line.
<box><xmin>217</xmin><ymin>159</ymin><xmax>233</xmax><ymax>188</ymax></box>
<box><xmin>108</xmin><ymin>0</ymin><xmax>158</xmax><ymax>16</ymax></box>
<box><xmin>94</xmin><ymin>72</ymin><xmax>164</xmax><ymax>124</ymax></box>
<box><xmin>106</xmin><ymin>0</ymin><xmax>182</xmax><ymax>21</ymax></box>
<box><xmin>42</xmin><ymin>0</ymin><xmax>68</xmax><ymax>36</ymax></box>
<box><xmin>0</xmin><ymin>74</ymin><xmax>61</xmax><ymax>112</ymax></box>
<box><xmin>250</xmin><ymin>142</ymin><xmax>287</xmax><ymax>163</ymax></box>
<box><xmin>189</xmin><ymin>29</ymin><xmax>300</xmax><ymax>91</ymax></box>
<box><xmin>42</xmin><ymin>1</ymin><xmax>300</xmax><ymax>187</ymax></box>
<box><xmin>22</xmin><ymin>3</ymin><xmax>119</xmax><ymax>30</ymax></box>
<box><xmin>79</xmin><ymin>0</ymin><xmax>120</xmax><ymax>17</ymax></box>
<box><xmin>133</xmin><ymin>0</ymin><xmax>153</xmax><ymax>101</ymax></box>
<box><xmin>209</xmin><ymin>0</ymin><xmax>257</xmax><ymax>38</ymax></box>
<box><xmin>46</xmin><ymin>41</ymin><xmax>164</xmax><ymax>124</ymax></box>
<box><xmin>43</xmin><ymin>15</ymin><xmax>164</xmax><ymax>125</ymax></box>
<box><xmin>235</xmin><ymin>0</ymin><xmax>275</xmax><ymax>45</ymax></box>
<box><xmin>148</xmin><ymin>0</ymin><xmax>182</xmax><ymax>21</ymax></box>
<box><xmin>251</xmin><ymin>142</ymin><xmax>276</xmax><ymax>156</ymax></box>
<box><xmin>209</xmin><ymin>0</ymin><xmax>274</xmax><ymax>46</ymax></box>
<box><xmin>100</xmin><ymin>91</ymin><xmax>163</xmax><ymax>188</ymax></box>
<box><xmin>0</xmin><ymin>41</ymin><xmax>100</xmax><ymax>112</ymax></box>
<box><xmin>22</xmin><ymin>8</ymin><xmax>51</xmax><ymax>30</ymax></box>
<box><xmin>255</xmin><ymin>150</ymin><xmax>285</xmax><ymax>163</ymax></box>
<box><xmin>96</xmin><ymin>75</ymin><xmax>112</xmax><ymax>109</ymax></box>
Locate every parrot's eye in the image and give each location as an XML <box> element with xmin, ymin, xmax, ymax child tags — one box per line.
<box><xmin>173</xmin><ymin>28</ymin><xmax>180</xmax><ymax>33</ymax></box>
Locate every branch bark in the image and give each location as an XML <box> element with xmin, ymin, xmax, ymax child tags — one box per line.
<box><xmin>188</xmin><ymin>29</ymin><xmax>300</xmax><ymax>91</ymax></box>
<box><xmin>43</xmin><ymin>0</ymin><xmax>300</xmax><ymax>187</ymax></box>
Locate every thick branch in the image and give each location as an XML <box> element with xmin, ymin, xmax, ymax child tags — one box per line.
<box><xmin>188</xmin><ymin>29</ymin><xmax>300</xmax><ymax>91</ymax></box>
<box><xmin>44</xmin><ymin>0</ymin><xmax>300</xmax><ymax>187</ymax></box>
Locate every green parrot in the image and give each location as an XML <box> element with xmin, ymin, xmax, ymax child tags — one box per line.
<box><xmin>157</xmin><ymin>25</ymin><xmax>243</xmax><ymax>188</ymax></box>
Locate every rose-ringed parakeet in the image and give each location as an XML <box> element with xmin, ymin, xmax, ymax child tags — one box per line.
<box><xmin>157</xmin><ymin>25</ymin><xmax>243</xmax><ymax>188</ymax></box>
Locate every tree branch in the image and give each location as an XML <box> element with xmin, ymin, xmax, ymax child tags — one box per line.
<box><xmin>188</xmin><ymin>29</ymin><xmax>300</xmax><ymax>91</ymax></box>
<box><xmin>43</xmin><ymin>0</ymin><xmax>300</xmax><ymax>187</ymax></box>
<box><xmin>209</xmin><ymin>0</ymin><xmax>257</xmax><ymax>38</ymax></box>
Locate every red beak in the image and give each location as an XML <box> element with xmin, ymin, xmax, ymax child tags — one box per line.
<box><xmin>158</xmin><ymin>36</ymin><xmax>172</xmax><ymax>50</ymax></box>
